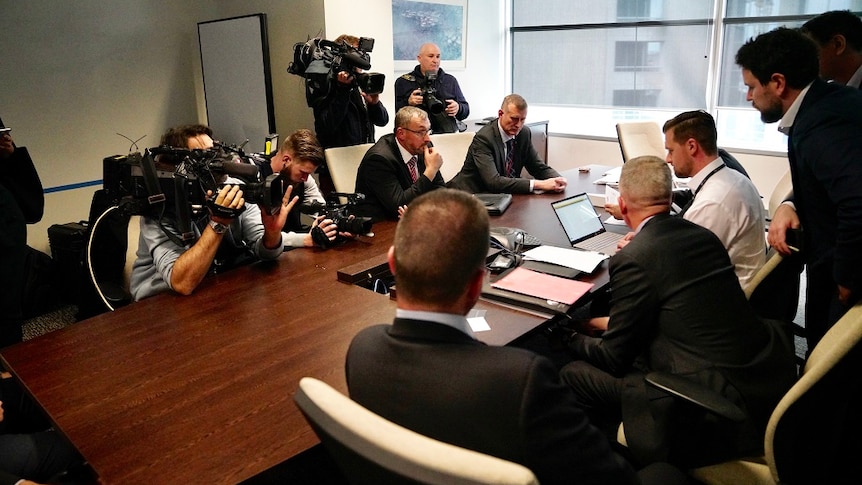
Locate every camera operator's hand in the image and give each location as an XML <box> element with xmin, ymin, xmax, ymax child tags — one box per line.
<box><xmin>0</xmin><ymin>131</ymin><xmax>14</xmax><ymax>159</ymax></box>
<box><xmin>422</xmin><ymin>144</ymin><xmax>443</xmax><ymax>180</ymax></box>
<box><xmin>260</xmin><ymin>185</ymin><xmax>298</xmax><ymax>250</ymax></box>
<box><xmin>305</xmin><ymin>216</ymin><xmax>337</xmax><ymax>247</ymax></box>
<box><xmin>336</xmin><ymin>71</ymin><xmax>354</xmax><ymax>85</ymax></box>
<box><xmin>208</xmin><ymin>185</ymin><xmax>245</xmax><ymax>226</ymax></box>
<box><xmin>361</xmin><ymin>91</ymin><xmax>381</xmax><ymax>105</ymax></box>
<box><xmin>408</xmin><ymin>89</ymin><xmax>424</xmax><ymax>107</ymax></box>
<box><xmin>444</xmin><ymin>99</ymin><xmax>459</xmax><ymax>117</ymax></box>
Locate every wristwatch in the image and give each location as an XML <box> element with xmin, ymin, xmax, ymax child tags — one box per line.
<box><xmin>208</xmin><ymin>219</ymin><xmax>229</xmax><ymax>235</ymax></box>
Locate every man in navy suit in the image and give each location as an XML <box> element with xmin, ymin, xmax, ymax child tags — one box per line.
<box><xmin>737</xmin><ymin>27</ymin><xmax>862</xmax><ymax>349</ymax></box>
<box><xmin>354</xmin><ymin>106</ymin><xmax>445</xmax><ymax>221</ymax></box>
<box><xmin>448</xmin><ymin>94</ymin><xmax>567</xmax><ymax>194</ymax></box>
<box><xmin>346</xmin><ymin>188</ymin><xmax>688</xmax><ymax>485</ymax></box>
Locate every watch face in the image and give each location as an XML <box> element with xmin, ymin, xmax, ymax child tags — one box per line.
<box><xmin>209</xmin><ymin>220</ymin><xmax>228</xmax><ymax>234</ymax></box>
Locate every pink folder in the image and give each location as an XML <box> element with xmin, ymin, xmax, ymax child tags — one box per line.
<box><xmin>491</xmin><ymin>267</ymin><xmax>594</xmax><ymax>305</ymax></box>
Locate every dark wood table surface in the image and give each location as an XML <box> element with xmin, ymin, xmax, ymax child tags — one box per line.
<box><xmin>1</xmin><ymin>166</ymin><xmax>617</xmax><ymax>484</ymax></box>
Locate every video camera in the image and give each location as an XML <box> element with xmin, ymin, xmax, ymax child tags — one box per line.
<box><xmin>420</xmin><ymin>72</ymin><xmax>445</xmax><ymax>114</ymax></box>
<box><xmin>103</xmin><ymin>144</ymin><xmax>287</xmax><ymax>244</ymax></box>
<box><xmin>287</xmin><ymin>36</ymin><xmax>385</xmax><ymax>106</ymax></box>
<box><xmin>300</xmin><ymin>192</ymin><xmax>373</xmax><ymax>248</ymax></box>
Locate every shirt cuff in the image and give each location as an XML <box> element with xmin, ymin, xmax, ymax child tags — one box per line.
<box><xmin>529</xmin><ymin>179</ymin><xmax>534</xmax><ymax>192</ymax></box>
<box><xmin>779</xmin><ymin>200</ymin><xmax>796</xmax><ymax>212</ymax></box>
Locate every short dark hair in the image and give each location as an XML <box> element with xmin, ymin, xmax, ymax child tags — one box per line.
<box><xmin>802</xmin><ymin>10</ymin><xmax>862</xmax><ymax>51</ymax></box>
<box><xmin>281</xmin><ymin>129</ymin><xmax>324</xmax><ymax>166</ymax></box>
<box><xmin>160</xmin><ymin>124</ymin><xmax>212</xmax><ymax>149</ymax></box>
<box><xmin>662</xmin><ymin>110</ymin><xmax>718</xmax><ymax>155</ymax></box>
<box><xmin>393</xmin><ymin>189</ymin><xmax>489</xmax><ymax>306</ymax></box>
<box><xmin>735</xmin><ymin>27</ymin><xmax>820</xmax><ymax>89</ymax></box>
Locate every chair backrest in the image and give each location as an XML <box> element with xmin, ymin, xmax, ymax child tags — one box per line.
<box><xmin>429</xmin><ymin>131</ymin><xmax>476</xmax><ymax>182</ymax></box>
<box><xmin>745</xmin><ymin>246</ymin><xmax>803</xmax><ymax>323</ymax></box>
<box><xmin>615</xmin><ymin>121</ymin><xmax>665</xmax><ymax>163</ymax></box>
<box><xmin>766</xmin><ymin>302</ymin><xmax>862</xmax><ymax>483</ymax></box>
<box><xmin>768</xmin><ymin>169</ymin><xmax>793</xmax><ymax>220</ymax></box>
<box><xmin>325</xmin><ymin>143</ymin><xmax>374</xmax><ymax>193</ymax></box>
<box><xmin>294</xmin><ymin>377</ymin><xmax>539</xmax><ymax>485</ymax></box>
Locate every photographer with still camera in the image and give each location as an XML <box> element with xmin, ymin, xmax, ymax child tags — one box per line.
<box><xmin>395</xmin><ymin>43</ymin><xmax>470</xmax><ymax>134</ymax></box>
<box><xmin>129</xmin><ymin>124</ymin><xmax>297</xmax><ymax>301</ymax></box>
<box><xmin>256</xmin><ymin>129</ymin><xmax>361</xmax><ymax>249</ymax></box>
<box><xmin>288</xmin><ymin>34</ymin><xmax>388</xmax><ymax>196</ymax></box>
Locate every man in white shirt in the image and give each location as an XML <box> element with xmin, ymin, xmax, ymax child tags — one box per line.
<box><xmin>663</xmin><ymin>110</ymin><xmax>766</xmax><ymax>288</ymax></box>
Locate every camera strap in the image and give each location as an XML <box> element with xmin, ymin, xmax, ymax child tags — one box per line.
<box><xmin>173</xmin><ymin>177</ymin><xmax>196</xmax><ymax>243</ymax></box>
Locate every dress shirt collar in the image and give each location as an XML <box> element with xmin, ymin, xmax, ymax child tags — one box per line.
<box><xmin>778</xmin><ymin>82</ymin><xmax>813</xmax><ymax>134</ymax></box>
<box><xmin>633</xmin><ymin>214</ymin><xmax>657</xmax><ymax>235</ymax></box>
<box><xmin>497</xmin><ymin>121</ymin><xmax>515</xmax><ymax>144</ymax></box>
<box><xmin>395</xmin><ymin>308</ymin><xmax>476</xmax><ymax>339</ymax></box>
<box><xmin>847</xmin><ymin>63</ymin><xmax>862</xmax><ymax>89</ymax></box>
<box><xmin>396</xmin><ymin>139</ymin><xmax>417</xmax><ymax>167</ymax></box>
<box><xmin>687</xmin><ymin>157</ymin><xmax>724</xmax><ymax>192</ymax></box>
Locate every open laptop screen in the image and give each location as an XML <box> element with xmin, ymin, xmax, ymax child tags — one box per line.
<box><xmin>551</xmin><ymin>193</ymin><xmax>606</xmax><ymax>245</ymax></box>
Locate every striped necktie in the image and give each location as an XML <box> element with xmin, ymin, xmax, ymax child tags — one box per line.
<box><xmin>407</xmin><ymin>155</ymin><xmax>418</xmax><ymax>183</ymax></box>
<box><xmin>505</xmin><ymin>139</ymin><xmax>516</xmax><ymax>177</ymax></box>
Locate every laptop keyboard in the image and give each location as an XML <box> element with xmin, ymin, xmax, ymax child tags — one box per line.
<box><xmin>575</xmin><ymin>231</ymin><xmax>622</xmax><ymax>252</ymax></box>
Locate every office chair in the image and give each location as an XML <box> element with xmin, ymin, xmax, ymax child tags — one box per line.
<box><xmin>635</xmin><ymin>302</ymin><xmax>862</xmax><ymax>484</ymax></box>
<box><xmin>324</xmin><ymin>143</ymin><xmax>374</xmax><ymax>194</ymax></box>
<box><xmin>615</xmin><ymin>121</ymin><xmax>665</xmax><ymax>163</ymax></box>
<box><xmin>293</xmin><ymin>377</ymin><xmax>539</xmax><ymax>485</ymax></box>
<box><xmin>767</xmin><ymin>169</ymin><xmax>793</xmax><ymax>221</ymax></box>
<box><xmin>429</xmin><ymin>131</ymin><xmax>475</xmax><ymax>182</ymax></box>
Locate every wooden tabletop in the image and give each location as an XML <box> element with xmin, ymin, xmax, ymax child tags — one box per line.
<box><xmin>1</xmin><ymin>166</ymin><xmax>616</xmax><ymax>484</ymax></box>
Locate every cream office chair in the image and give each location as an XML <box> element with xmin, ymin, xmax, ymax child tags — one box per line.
<box><xmin>615</xmin><ymin>121</ymin><xmax>666</xmax><ymax>163</ymax></box>
<box><xmin>429</xmin><ymin>131</ymin><xmax>475</xmax><ymax>182</ymax></box>
<box><xmin>767</xmin><ymin>169</ymin><xmax>793</xmax><ymax>220</ymax></box>
<box><xmin>324</xmin><ymin>143</ymin><xmax>374</xmax><ymax>194</ymax></box>
<box><xmin>294</xmin><ymin>377</ymin><xmax>539</xmax><ymax>485</ymax></box>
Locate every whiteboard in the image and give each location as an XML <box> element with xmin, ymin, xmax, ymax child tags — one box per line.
<box><xmin>198</xmin><ymin>14</ymin><xmax>275</xmax><ymax>153</ymax></box>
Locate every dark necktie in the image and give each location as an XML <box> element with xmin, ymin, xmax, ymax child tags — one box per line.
<box><xmin>505</xmin><ymin>139</ymin><xmax>516</xmax><ymax>178</ymax></box>
<box><xmin>407</xmin><ymin>155</ymin><xmax>418</xmax><ymax>183</ymax></box>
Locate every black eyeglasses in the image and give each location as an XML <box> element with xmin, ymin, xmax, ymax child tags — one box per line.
<box><xmin>401</xmin><ymin>127</ymin><xmax>432</xmax><ymax>137</ymax></box>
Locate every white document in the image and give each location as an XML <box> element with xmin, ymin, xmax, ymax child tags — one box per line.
<box><xmin>522</xmin><ymin>245</ymin><xmax>608</xmax><ymax>273</ymax></box>
<box><xmin>593</xmin><ymin>166</ymin><xmax>621</xmax><ymax>186</ymax></box>
<box><xmin>466</xmin><ymin>309</ymin><xmax>491</xmax><ymax>332</ymax></box>
<box><xmin>603</xmin><ymin>185</ymin><xmax>627</xmax><ymax>225</ymax></box>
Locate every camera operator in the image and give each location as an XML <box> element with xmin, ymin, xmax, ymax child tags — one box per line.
<box><xmin>0</xmin><ymin>116</ymin><xmax>44</xmax><ymax>348</ymax></box>
<box><xmin>257</xmin><ymin>129</ymin><xmax>354</xmax><ymax>249</ymax></box>
<box><xmin>395</xmin><ymin>43</ymin><xmax>469</xmax><ymax>134</ymax></box>
<box><xmin>311</xmin><ymin>34</ymin><xmax>389</xmax><ymax>196</ymax></box>
<box><xmin>129</xmin><ymin>124</ymin><xmax>297</xmax><ymax>301</ymax></box>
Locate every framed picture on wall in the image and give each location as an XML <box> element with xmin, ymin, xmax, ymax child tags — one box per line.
<box><xmin>392</xmin><ymin>0</ymin><xmax>467</xmax><ymax>71</ymax></box>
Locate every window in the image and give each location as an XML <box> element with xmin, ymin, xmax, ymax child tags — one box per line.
<box><xmin>511</xmin><ymin>0</ymin><xmax>862</xmax><ymax>152</ymax></box>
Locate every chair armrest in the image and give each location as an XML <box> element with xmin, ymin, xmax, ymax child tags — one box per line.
<box><xmin>645</xmin><ymin>371</ymin><xmax>747</xmax><ymax>423</ymax></box>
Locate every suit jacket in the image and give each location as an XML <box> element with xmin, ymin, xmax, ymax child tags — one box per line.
<box><xmin>568</xmin><ymin>215</ymin><xmax>796</xmax><ymax>466</ymax></box>
<box><xmin>346</xmin><ymin>318</ymin><xmax>639</xmax><ymax>485</ymax></box>
<box><xmin>447</xmin><ymin>120</ymin><xmax>560</xmax><ymax>194</ymax></box>
<box><xmin>788</xmin><ymin>79</ymin><xmax>862</xmax><ymax>336</ymax></box>
<box><xmin>354</xmin><ymin>133</ymin><xmax>445</xmax><ymax>221</ymax></box>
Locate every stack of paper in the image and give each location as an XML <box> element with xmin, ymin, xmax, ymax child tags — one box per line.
<box><xmin>522</xmin><ymin>245</ymin><xmax>608</xmax><ymax>273</ymax></box>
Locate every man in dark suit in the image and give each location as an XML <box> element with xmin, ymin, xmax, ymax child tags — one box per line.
<box><xmin>354</xmin><ymin>106</ymin><xmax>445</xmax><ymax>221</ymax></box>
<box><xmin>736</xmin><ymin>27</ymin><xmax>862</xmax><ymax>349</ymax></box>
<box><xmin>448</xmin><ymin>94</ymin><xmax>567</xmax><ymax>194</ymax></box>
<box><xmin>346</xmin><ymin>188</ymin><xmax>687</xmax><ymax>485</ymax></box>
<box><xmin>559</xmin><ymin>156</ymin><xmax>796</xmax><ymax>468</ymax></box>
<box><xmin>801</xmin><ymin>10</ymin><xmax>862</xmax><ymax>89</ymax></box>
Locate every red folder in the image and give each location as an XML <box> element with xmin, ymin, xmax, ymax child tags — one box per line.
<box><xmin>491</xmin><ymin>267</ymin><xmax>594</xmax><ymax>305</ymax></box>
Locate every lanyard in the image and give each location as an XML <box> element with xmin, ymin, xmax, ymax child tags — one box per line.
<box><xmin>692</xmin><ymin>163</ymin><xmax>726</xmax><ymax>197</ymax></box>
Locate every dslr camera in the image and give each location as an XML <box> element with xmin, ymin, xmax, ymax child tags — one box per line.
<box><xmin>287</xmin><ymin>36</ymin><xmax>385</xmax><ymax>106</ymax></box>
<box><xmin>300</xmin><ymin>192</ymin><xmax>373</xmax><ymax>248</ymax></box>
<box><xmin>420</xmin><ymin>72</ymin><xmax>445</xmax><ymax>114</ymax></box>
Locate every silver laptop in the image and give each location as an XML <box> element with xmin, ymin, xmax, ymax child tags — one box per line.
<box><xmin>551</xmin><ymin>193</ymin><xmax>623</xmax><ymax>255</ymax></box>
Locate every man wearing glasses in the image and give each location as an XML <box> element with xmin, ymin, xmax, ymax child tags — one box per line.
<box><xmin>354</xmin><ymin>106</ymin><xmax>445</xmax><ymax>221</ymax></box>
<box><xmin>448</xmin><ymin>93</ymin><xmax>566</xmax><ymax>194</ymax></box>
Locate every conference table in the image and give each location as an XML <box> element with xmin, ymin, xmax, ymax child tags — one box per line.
<box><xmin>1</xmin><ymin>165</ymin><xmax>620</xmax><ymax>484</ymax></box>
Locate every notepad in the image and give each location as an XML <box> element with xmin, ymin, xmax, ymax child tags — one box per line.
<box><xmin>491</xmin><ymin>267</ymin><xmax>594</xmax><ymax>305</ymax></box>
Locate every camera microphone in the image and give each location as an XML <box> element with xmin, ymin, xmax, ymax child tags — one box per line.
<box><xmin>341</xmin><ymin>51</ymin><xmax>371</xmax><ymax>70</ymax></box>
<box><xmin>221</xmin><ymin>161</ymin><xmax>260</xmax><ymax>179</ymax></box>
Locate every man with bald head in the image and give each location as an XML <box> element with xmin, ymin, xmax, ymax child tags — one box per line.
<box><xmin>395</xmin><ymin>42</ymin><xmax>469</xmax><ymax>133</ymax></box>
<box><xmin>559</xmin><ymin>156</ymin><xmax>795</xmax><ymax>468</ymax></box>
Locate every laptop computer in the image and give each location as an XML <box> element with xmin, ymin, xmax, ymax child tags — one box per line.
<box><xmin>551</xmin><ymin>192</ymin><xmax>623</xmax><ymax>255</ymax></box>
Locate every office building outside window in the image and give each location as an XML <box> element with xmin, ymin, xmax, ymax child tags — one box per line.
<box><xmin>511</xmin><ymin>0</ymin><xmax>862</xmax><ymax>152</ymax></box>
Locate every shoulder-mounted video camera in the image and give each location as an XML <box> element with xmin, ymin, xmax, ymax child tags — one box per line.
<box><xmin>287</xmin><ymin>36</ymin><xmax>385</xmax><ymax>106</ymax></box>
<box><xmin>300</xmin><ymin>192</ymin><xmax>373</xmax><ymax>248</ymax></box>
<box><xmin>102</xmin><ymin>144</ymin><xmax>287</xmax><ymax>244</ymax></box>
